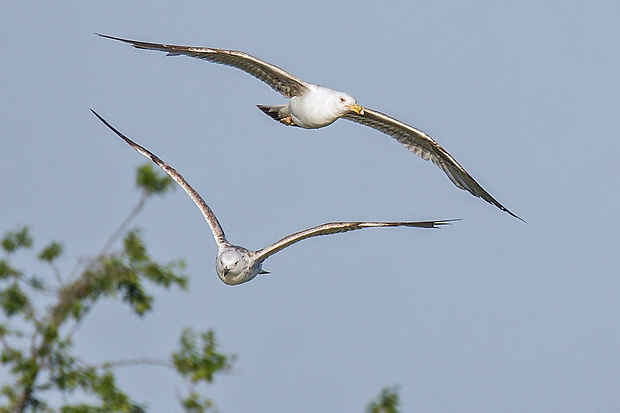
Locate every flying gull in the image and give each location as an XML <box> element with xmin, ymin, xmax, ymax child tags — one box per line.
<box><xmin>97</xmin><ymin>34</ymin><xmax>522</xmax><ymax>222</ymax></box>
<box><xmin>91</xmin><ymin>110</ymin><xmax>455</xmax><ymax>285</ymax></box>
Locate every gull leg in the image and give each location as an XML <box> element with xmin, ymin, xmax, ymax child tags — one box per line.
<box><xmin>280</xmin><ymin>116</ymin><xmax>296</xmax><ymax>126</ymax></box>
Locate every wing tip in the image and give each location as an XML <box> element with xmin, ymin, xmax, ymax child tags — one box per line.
<box><xmin>488</xmin><ymin>200</ymin><xmax>525</xmax><ymax>223</ymax></box>
<box><xmin>95</xmin><ymin>32</ymin><xmax>153</xmax><ymax>50</ymax></box>
<box><xmin>95</xmin><ymin>32</ymin><xmax>125</xmax><ymax>42</ymax></box>
<box><xmin>428</xmin><ymin>218</ymin><xmax>460</xmax><ymax>228</ymax></box>
<box><xmin>504</xmin><ymin>209</ymin><xmax>526</xmax><ymax>223</ymax></box>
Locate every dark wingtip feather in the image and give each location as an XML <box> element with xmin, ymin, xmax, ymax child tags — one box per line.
<box><xmin>95</xmin><ymin>33</ymin><xmax>124</xmax><ymax>42</ymax></box>
<box><xmin>256</xmin><ymin>105</ymin><xmax>281</xmax><ymax>121</ymax></box>
<box><xmin>428</xmin><ymin>218</ymin><xmax>460</xmax><ymax>228</ymax></box>
<box><xmin>498</xmin><ymin>206</ymin><xmax>526</xmax><ymax>223</ymax></box>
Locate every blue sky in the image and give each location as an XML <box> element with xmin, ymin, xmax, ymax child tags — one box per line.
<box><xmin>2</xmin><ymin>1</ymin><xmax>619</xmax><ymax>411</ymax></box>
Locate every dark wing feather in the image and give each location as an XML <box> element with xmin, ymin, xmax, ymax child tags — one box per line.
<box><xmin>254</xmin><ymin>220</ymin><xmax>454</xmax><ymax>262</ymax></box>
<box><xmin>97</xmin><ymin>34</ymin><xmax>308</xmax><ymax>98</ymax></box>
<box><xmin>343</xmin><ymin>108</ymin><xmax>523</xmax><ymax>221</ymax></box>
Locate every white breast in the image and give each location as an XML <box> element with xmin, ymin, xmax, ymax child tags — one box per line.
<box><xmin>289</xmin><ymin>85</ymin><xmax>345</xmax><ymax>129</ymax></box>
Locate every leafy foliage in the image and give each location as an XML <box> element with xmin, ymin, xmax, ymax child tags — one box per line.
<box><xmin>366</xmin><ymin>386</ymin><xmax>401</xmax><ymax>413</ymax></box>
<box><xmin>0</xmin><ymin>282</ymin><xmax>28</xmax><ymax>317</ymax></box>
<box><xmin>38</xmin><ymin>242</ymin><xmax>63</xmax><ymax>263</ymax></box>
<box><xmin>173</xmin><ymin>328</ymin><xmax>235</xmax><ymax>384</ymax></box>
<box><xmin>179</xmin><ymin>391</ymin><xmax>216</xmax><ymax>413</ymax></box>
<box><xmin>75</xmin><ymin>229</ymin><xmax>187</xmax><ymax>317</ymax></box>
<box><xmin>1</xmin><ymin>227</ymin><xmax>32</xmax><ymax>253</ymax></box>
<box><xmin>0</xmin><ymin>164</ymin><xmax>231</xmax><ymax>412</ymax></box>
<box><xmin>172</xmin><ymin>329</ymin><xmax>235</xmax><ymax>413</ymax></box>
<box><xmin>0</xmin><ymin>162</ymin><xmax>398</xmax><ymax>412</ymax></box>
<box><xmin>136</xmin><ymin>163</ymin><xmax>175</xmax><ymax>196</ymax></box>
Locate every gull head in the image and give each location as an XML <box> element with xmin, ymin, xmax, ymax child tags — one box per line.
<box><xmin>216</xmin><ymin>248</ymin><xmax>253</xmax><ymax>285</ymax></box>
<box><xmin>335</xmin><ymin>92</ymin><xmax>364</xmax><ymax>116</ymax></box>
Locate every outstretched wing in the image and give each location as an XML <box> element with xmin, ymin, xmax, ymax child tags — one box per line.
<box><xmin>91</xmin><ymin>110</ymin><xmax>228</xmax><ymax>246</ymax></box>
<box><xmin>254</xmin><ymin>220</ymin><xmax>455</xmax><ymax>262</ymax></box>
<box><xmin>97</xmin><ymin>34</ymin><xmax>309</xmax><ymax>98</ymax></box>
<box><xmin>343</xmin><ymin>108</ymin><xmax>523</xmax><ymax>221</ymax></box>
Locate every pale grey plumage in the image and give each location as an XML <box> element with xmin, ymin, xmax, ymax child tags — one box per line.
<box><xmin>92</xmin><ymin>110</ymin><xmax>454</xmax><ymax>285</ymax></box>
<box><xmin>97</xmin><ymin>33</ymin><xmax>522</xmax><ymax>221</ymax></box>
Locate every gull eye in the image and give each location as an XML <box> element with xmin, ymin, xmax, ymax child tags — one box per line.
<box><xmin>340</xmin><ymin>97</ymin><xmax>346</xmax><ymax>103</ymax></box>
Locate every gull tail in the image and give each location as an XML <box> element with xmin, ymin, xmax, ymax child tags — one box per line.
<box><xmin>256</xmin><ymin>104</ymin><xmax>298</xmax><ymax>127</ymax></box>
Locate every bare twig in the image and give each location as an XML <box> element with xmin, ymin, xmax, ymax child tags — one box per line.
<box><xmin>97</xmin><ymin>357</ymin><xmax>173</xmax><ymax>370</ymax></box>
<box><xmin>49</xmin><ymin>262</ymin><xmax>63</xmax><ymax>285</ymax></box>
<box><xmin>68</xmin><ymin>190</ymin><xmax>148</xmax><ymax>280</ymax></box>
<box><xmin>96</xmin><ymin>190</ymin><xmax>148</xmax><ymax>258</ymax></box>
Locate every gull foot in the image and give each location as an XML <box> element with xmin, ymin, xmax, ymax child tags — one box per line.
<box><xmin>280</xmin><ymin>116</ymin><xmax>295</xmax><ymax>126</ymax></box>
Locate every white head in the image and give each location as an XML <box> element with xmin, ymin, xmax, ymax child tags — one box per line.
<box><xmin>216</xmin><ymin>247</ymin><xmax>260</xmax><ymax>285</ymax></box>
<box><xmin>216</xmin><ymin>249</ymin><xmax>247</xmax><ymax>284</ymax></box>
<box><xmin>331</xmin><ymin>91</ymin><xmax>364</xmax><ymax>117</ymax></box>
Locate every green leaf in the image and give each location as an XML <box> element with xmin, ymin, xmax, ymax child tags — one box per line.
<box><xmin>123</xmin><ymin>231</ymin><xmax>147</xmax><ymax>264</ymax></box>
<box><xmin>75</xmin><ymin>234</ymin><xmax>185</xmax><ymax>317</ymax></box>
<box><xmin>181</xmin><ymin>391</ymin><xmax>217</xmax><ymax>413</ymax></box>
<box><xmin>0</xmin><ymin>283</ymin><xmax>28</xmax><ymax>317</ymax></box>
<box><xmin>136</xmin><ymin>163</ymin><xmax>175</xmax><ymax>196</ymax></box>
<box><xmin>172</xmin><ymin>328</ymin><xmax>234</xmax><ymax>384</ymax></box>
<box><xmin>101</xmin><ymin>257</ymin><xmax>152</xmax><ymax>317</ymax></box>
<box><xmin>0</xmin><ymin>259</ymin><xmax>20</xmax><ymax>279</ymax></box>
<box><xmin>58</xmin><ymin>369</ymin><xmax>146</xmax><ymax>412</ymax></box>
<box><xmin>1</xmin><ymin>347</ymin><xmax>22</xmax><ymax>366</ymax></box>
<box><xmin>1</xmin><ymin>383</ymin><xmax>18</xmax><ymax>405</ymax></box>
<box><xmin>366</xmin><ymin>386</ymin><xmax>401</xmax><ymax>413</ymax></box>
<box><xmin>1</xmin><ymin>227</ymin><xmax>33</xmax><ymax>253</ymax></box>
<box><xmin>142</xmin><ymin>261</ymin><xmax>188</xmax><ymax>290</ymax></box>
<box><xmin>41</xmin><ymin>326</ymin><xmax>59</xmax><ymax>346</ymax></box>
<box><xmin>92</xmin><ymin>371</ymin><xmax>146</xmax><ymax>412</ymax></box>
<box><xmin>39</xmin><ymin>241</ymin><xmax>63</xmax><ymax>262</ymax></box>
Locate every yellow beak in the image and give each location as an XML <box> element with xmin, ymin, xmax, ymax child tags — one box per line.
<box><xmin>348</xmin><ymin>104</ymin><xmax>364</xmax><ymax>115</ymax></box>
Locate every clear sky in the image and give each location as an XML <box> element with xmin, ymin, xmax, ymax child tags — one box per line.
<box><xmin>2</xmin><ymin>1</ymin><xmax>619</xmax><ymax>411</ymax></box>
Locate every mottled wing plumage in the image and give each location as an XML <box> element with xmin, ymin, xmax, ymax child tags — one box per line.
<box><xmin>90</xmin><ymin>110</ymin><xmax>229</xmax><ymax>246</ymax></box>
<box><xmin>96</xmin><ymin>34</ymin><xmax>309</xmax><ymax>98</ymax></box>
<box><xmin>343</xmin><ymin>108</ymin><xmax>522</xmax><ymax>221</ymax></box>
<box><xmin>254</xmin><ymin>220</ymin><xmax>453</xmax><ymax>261</ymax></box>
